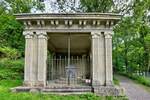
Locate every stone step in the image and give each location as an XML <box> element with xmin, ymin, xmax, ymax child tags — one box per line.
<box><xmin>54</xmin><ymin>80</ymin><xmax>78</xmax><ymax>84</ymax></box>
<box><xmin>58</xmin><ymin>78</ymin><xmax>78</xmax><ymax>81</ymax></box>
<box><xmin>54</xmin><ymin>80</ymin><xmax>67</xmax><ymax>84</ymax></box>
<box><xmin>11</xmin><ymin>86</ymin><xmax>92</xmax><ymax>94</ymax></box>
<box><xmin>53</xmin><ymin>78</ymin><xmax>79</xmax><ymax>84</ymax></box>
<box><xmin>45</xmin><ymin>86</ymin><xmax>92</xmax><ymax>89</ymax></box>
<box><xmin>41</xmin><ymin>87</ymin><xmax>92</xmax><ymax>93</ymax></box>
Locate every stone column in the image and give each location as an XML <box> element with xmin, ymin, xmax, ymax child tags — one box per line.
<box><xmin>24</xmin><ymin>32</ymin><xmax>33</xmax><ymax>86</ymax></box>
<box><xmin>91</xmin><ymin>32</ymin><xmax>105</xmax><ymax>86</ymax></box>
<box><xmin>32</xmin><ymin>34</ymin><xmax>38</xmax><ymax>85</ymax></box>
<box><xmin>37</xmin><ymin>32</ymin><xmax>48</xmax><ymax>87</ymax></box>
<box><xmin>23</xmin><ymin>31</ymin><xmax>38</xmax><ymax>87</ymax></box>
<box><xmin>98</xmin><ymin>33</ymin><xmax>105</xmax><ymax>85</ymax></box>
<box><xmin>91</xmin><ymin>32</ymin><xmax>100</xmax><ymax>86</ymax></box>
<box><xmin>104</xmin><ymin>32</ymin><xmax>113</xmax><ymax>86</ymax></box>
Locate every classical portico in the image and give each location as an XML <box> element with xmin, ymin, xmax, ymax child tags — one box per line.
<box><xmin>12</xmin><ymin>13</ymin><xmax>124</xmax><ymax>96</ymax></box>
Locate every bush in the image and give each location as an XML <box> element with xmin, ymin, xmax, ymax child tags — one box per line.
<box><xmin>0</xmin><ymin>47</ymin><xmax>21</xmax><ymax>60</ymax></box>
<box><xmin>136</xmin><ymin>76</ymin><xmax>150</xmax><ymax>87</ymax></box>
<box><xmin>0</xmin><ymin>58</ymin><xmax>24</xmax><ymax>80</ymax></box>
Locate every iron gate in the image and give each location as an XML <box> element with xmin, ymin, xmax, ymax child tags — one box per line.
<box><xmin>47</xmin><ymin>55</ymin><xmax>91</xmax><ymax>86</ymax></box>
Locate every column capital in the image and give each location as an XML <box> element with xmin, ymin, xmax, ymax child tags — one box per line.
<box><xmin>36</xmin><ymin>31</ymin><xmax>48</xmax><ymax>39</ymax></box>
<box><xmin>36</xmin><ymin>31</ymin><xmax>47</xmax><ymax>35</ymax></box>
<box><xmin>91</xmin><ymin>32</ymin><xmax>101</xmax><ymax>38</ymax></box>
<box><xmin>25</xmin><ymin>34</ymin><xmax>33</xmax><ymax>39</ymax></box>
<box><xmin>23</xmin><ymin>31</ymin><xmax>33</xmax><ymax>39</ymax></box>
<box><xmin>104</xmin><ymin>32</ymin><xmax>113</xmax><ymax>39</ymax></box>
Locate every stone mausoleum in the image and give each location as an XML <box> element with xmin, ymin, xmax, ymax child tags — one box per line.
<box><xmin>12</xmin><ymin>13</ymin><xmax>124</xmax><ymax>96</ymax></box>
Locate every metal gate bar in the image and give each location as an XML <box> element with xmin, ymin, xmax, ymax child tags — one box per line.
<box><xmin>47</xmin><ymin>55</ymin><xmax>91</xmax><ymax>86</ymax></box>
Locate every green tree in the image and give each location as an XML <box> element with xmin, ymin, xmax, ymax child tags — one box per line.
<box><xmin>0</xmin><ymin>14</ymin><xmax>24</xmax><ymax>53</ymax></box>
<box><xmin>80</xmin><ymin>0</ymin><xmax>114</xmax><ymax>12</ymax></box>
<box><xmin>113</xmin><ymin>0</ymin><xmax>150</xmax><ymax>75</ymax></box>
<box><xmin>2</xmin><ymin>0</ymin><xmax>44</xmax><ymax>13</ymax></box>
<box><xmin>0</xmin><ymin>0</ymin><xmax>44</xmax><ymax>57</ymax></box>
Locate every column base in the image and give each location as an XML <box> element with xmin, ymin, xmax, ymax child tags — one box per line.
<box><xmin>93</xmin><ymin>86</ymin><xmax>125</xmax><ymax>96</ymax></box>
<box><xmin>106</xmin><ymin>81</ymin><xmax>113</xmax><ymax>86</ymax></box>
<box><xmin>92</xmin><ymin>80</ymin><xmax>101</xmax><ymax>86</ymax></box>
<box><xmin>23</xmin><ymin>81</ymin><xmax>35</xmax><ymax>87</ymax></box>
<box><xmin>92</xmin><ymin>80</ymin><xmax>105</xmax><ymax>86</ymax></box>
<box><xmin>35</xmin><ymin>81</ymin><xmax>46</xmax><ymax>87</ymax></box>
<box><xmin>23</xmin><ymin>81</ymin><xmax>46</xmax><ymax>87</ymax></box>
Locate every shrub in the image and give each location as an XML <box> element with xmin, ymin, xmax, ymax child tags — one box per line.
<box><xmin>0</xmin><ymin>58</ymin><xmax>24</xmax><ymax>80</ymax></box>
<box><xmin>0</xmin><ymin>69</ymin><xmax>20</xmax><ymax>80</ymax></box>
<box><xmin>0</xmin><ymin>47</ymin><xmax>21</xmax><ymax>60</ymax></box>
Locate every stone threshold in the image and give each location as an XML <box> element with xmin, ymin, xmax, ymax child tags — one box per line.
<box><xmin>11</xmin><ymin>86</ymin><xmax>124</xmax><ymax>96</ymax></box>
<box><xmin>11</xmin><ymin>86</ymin><xmax>92</xmax><ymax>92</ymax></box>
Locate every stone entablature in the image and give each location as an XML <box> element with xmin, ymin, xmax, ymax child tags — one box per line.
<box><xmin>15</xmin><ymin>13</ymin><xmax>120</xmax><ymax>32</ymax></box>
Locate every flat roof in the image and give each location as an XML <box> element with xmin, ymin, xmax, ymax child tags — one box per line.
<box><xmin>14</xmin><ymin>13</ymin><xmax>122</xmax><ymax>20</ymax></box>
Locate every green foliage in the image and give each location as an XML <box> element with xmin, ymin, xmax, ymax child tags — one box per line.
<box><xmin>0</xmin><ymin>80</ymin><xmax>22</xmax><ymax>88</ymax></box>
<box><xmin>0</xmin><ymin>58</ymin><xmax>24</xmax><ymax>80</ymax></box>
<box><xmin>0</xmin><ymin>0</ymin><xmax>45</xmax><ymax>56</ymax></box>
<box><xmin>80</xmin><ymin>0</ymin><xmax>114</xmax><ymax>12</ymax></box>
<box><xmin>113</xmin><ymin>77</ymin><xmax>120</xmax><ymax>86</ymax></box>
<box><xmin>0</xmin><ymin>47</ymin><xmax>21</xmax><ymax>59</ymax></box>
<box><xmin>1</xmin><ymin>0</ymin><xmax>44</xmax><ymax>13</ymax></box>
<box><xmin>55</xmin><ymin>0</ymin><xmax>115</xmax><ymax>13</ymax></box>
<box><xmin>113</xmin><ymin>0</ymin><xmax>150</xmax><ymax>75</ymax></box>
<box><xmin>0</xmin><ymin>14</ymin><xmax>25</xmax><ymax>55</ymax></box>
<box><xmin>79</xmin><ymin>0</ymin><xmax>150</xmax><ymax>75</ymax></box>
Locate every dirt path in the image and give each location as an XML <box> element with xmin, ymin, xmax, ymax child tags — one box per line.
<box><xmin>116</xmin><ymin>75</ymin><xmax>150</xmax><ymax>100</ymax></box>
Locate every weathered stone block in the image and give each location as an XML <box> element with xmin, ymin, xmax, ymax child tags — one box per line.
<box><xmin>93</xmin><ymin>86</ymin><xmax>125</xmax><ymax>96</ymax></box>
<box><xmin>30</xmin><ymin>88</ymin><xmax>40</xmax><ymax>93</ymax></box>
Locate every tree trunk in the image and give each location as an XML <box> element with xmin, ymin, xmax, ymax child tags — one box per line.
<box><xmin>124</xmin><ymin>42</ymin><xmax>128</xmax><ymax>73</ymax></box>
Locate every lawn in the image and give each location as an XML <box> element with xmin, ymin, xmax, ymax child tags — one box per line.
<box><xmin>0</xmin><ymin>79</ymin><xmax>127</xmax><ymax>100</ymax></box>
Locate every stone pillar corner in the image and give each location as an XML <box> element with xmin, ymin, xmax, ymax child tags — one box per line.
<box><xmin>104</xmin><ymin>31</ymin><xmax>113</xmax><ymax>86</ymax></box>
<box><xmin>37</xmin><ymin>31</ymin><xmax>48</xmax><ymax>87</ymax></box>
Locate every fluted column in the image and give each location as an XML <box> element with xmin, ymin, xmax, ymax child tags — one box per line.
<box><xmin>91</xmin><ymin>32</ymin><xmax>100</xmax><ymax>86</ymax></box>
<box><xmin>23</xmin><ymin>31</ymin><xmax>38</xmax><ymax>86</ymax></box>
<box><xmin>104</xmin><ymin>32</ymin><xmax>113</xmax><ymax>86</ymax></box>
<box><xmin>23</xmin><ymin>31</ymin><xmax>39</xmax><ymax>87</ymax></box>
<box><xmin>24</xmin><ymin>32</ymin><xmax>33</xmax><ymax>86</ymax></box>
<box><xmin>91</xmin><ymin>32</ymin><xmax>99</xmax><ymax>86</ymax></box>
<box><xmin>37</xmin><ymin>31</ymin><xmax>48</xmax><ymax>87</ymax></box>
<box><xmin>98</xmin><ymin>33</ymin><xmax>105</xmax><ymax>85</ymax></box>
<box><xmin>91</xmin><ymin>32</ymin><xmax>105</xmax><ymax>86</ymax></box>
<box><xmin>32</xmin><ymin>34</ymin><xmax>38</xmax><ymax>85</ymax></box>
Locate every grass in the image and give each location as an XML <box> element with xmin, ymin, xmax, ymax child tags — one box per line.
<box><xmin>0</xmin><ymin>79</ymin><xmax>128</xmax><ymax>100</ymax></box>
<box><xmin>113</xmin><ymin>76</ymin><xmax>120</xmax><ymax>86</ymax></box>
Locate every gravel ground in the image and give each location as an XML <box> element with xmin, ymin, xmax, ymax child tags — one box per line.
<box><xmin>116</xmin><ymin>75</ymin><xmax>150</xmax><ymax>100</ymax></box>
